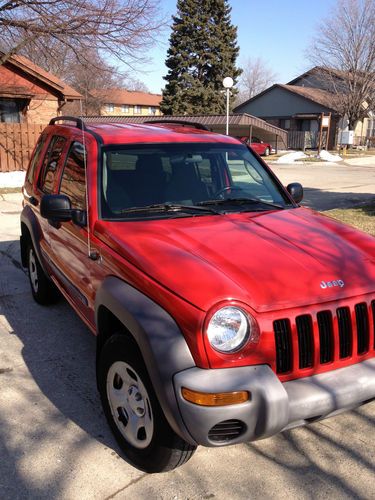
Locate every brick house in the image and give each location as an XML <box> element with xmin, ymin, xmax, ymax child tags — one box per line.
<box><xmin>0</xmin><ymin>53</ymin><xmax>82</xmax><ymax>124</ymax></box>
<box><xmin>90</xmin><ymin>89</ymin><xmax>162</xmax><ymax>117</ymax></box>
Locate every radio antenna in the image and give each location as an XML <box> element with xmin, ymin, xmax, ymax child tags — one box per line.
<box><xmin>79</xmin><ymin>101</ymin><xmax>93</xmax><ymax>259</ymax></box>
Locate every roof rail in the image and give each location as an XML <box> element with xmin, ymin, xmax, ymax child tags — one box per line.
<box><xmin>49</xmin><ymin>116</ymin><xmax>87</xmax><ymax>131</ymax></box>
<box><xmin>143</xmin><ymin>119</ymin><xmax>209</xmax><ymax>131</ymax></box>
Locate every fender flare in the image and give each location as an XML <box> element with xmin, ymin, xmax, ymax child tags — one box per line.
<box><xmin>20</xmin><ymin>205</ymin><xmax>50</xmax><ymax>276</ymax></box>
<box><xmin>95</xmin><ymin>276</ymin><xmax>197</xmax><ymax>445</ymax></box>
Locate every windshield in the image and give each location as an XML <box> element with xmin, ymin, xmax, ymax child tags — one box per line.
<box><xmin>100</xmin><ymin>143</ymin><xmax>293</xmax><ymax>219</ymax></box>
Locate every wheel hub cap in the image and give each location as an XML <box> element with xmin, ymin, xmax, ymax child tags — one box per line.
<box><xmin>106</xmin><ymin>360</ymin><xmax>153</xmax><ymax>449</ymax></box>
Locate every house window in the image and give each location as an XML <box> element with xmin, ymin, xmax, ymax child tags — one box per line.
<box><xmin>148</xmin><ymin>106</ymin><xmax>156</xmax><ymax>115</ymax></box>
<box><xmin>0</xmin><ymin>98</ymin><xmax>22</xmax><ymax>123</ymax></box>
<box><xmin>121</xmin><ymin>105</ymin><xmax>129</xmax><ymax>113</ymax></box>
<box><xmin>106</xmin><ymin>104</ymin><xmax>114</xmax><ymax>113</ymax></box>
<box><xmin>134</xmin><ymin>105</ymin><xmax>141</xmax><ymax>114</ymax></box>
<box><xmin>280</xmin><ymin>119</ymin><xmax>290</xmax><ymax>130</ymax></box>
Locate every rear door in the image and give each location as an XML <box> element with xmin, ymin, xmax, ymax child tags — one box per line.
<box><xmin>35</xmin><ymin>134</ymin><xmax>68</xmax><ymax>251</ymax></box>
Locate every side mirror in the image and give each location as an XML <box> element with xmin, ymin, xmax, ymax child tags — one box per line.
<box><xmin>287</xmin><ymin>182</ymin><xmax>303</xmax><ymax>203</ymax></box>
<box><xmin>41</xmin><ymin>194</ymin><xmax>87</xmax><ymax>227</ymax></box>
<box><xmin>41</xmin><ymin>194</ymin><xmax>72</xmax><ymax>222</ymax></box>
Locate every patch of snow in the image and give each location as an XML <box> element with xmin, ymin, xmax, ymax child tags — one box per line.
<box><xmin>275</xmin><ymin>152</ymin><xmax>308</xmax><ymax>164</ymax></box>
<box><xmin>0</xmin><ymin>171</ymin><xmax>25</xmax><ymax>188</ymax></box>
<box><xmin>318</xmin><ymin>150</ymin><xmax>343</xmax><ymax>162</ymax></box>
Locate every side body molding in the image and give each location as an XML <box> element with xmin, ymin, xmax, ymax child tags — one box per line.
<box><xmin>95</xmin><ymin>276</ymin><xmax>197</xmax><ymax>445</ymax></box>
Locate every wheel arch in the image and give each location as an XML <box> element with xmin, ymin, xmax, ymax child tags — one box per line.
<box><xmin>20</xmin><ymin>205</ymin><xmax>48</xmax><ymax>275</ymax></box>
<box><xmin>95</xmin><ymin>276</ymin><xmax>197</xmax><ymax>445</ymax></box>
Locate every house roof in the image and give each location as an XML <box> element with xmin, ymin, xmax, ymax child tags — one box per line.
<box><xmin>1</xmin><ymin>52</ymin><xmax>82</xmax><ymax>100</ymax></box>
<box><xmin>278</xmin><ymin>84</ymin><xmax>340</xmax><ymax>111</ymax></box>
<box><xmin>234</xmin><ymin>83</ymin><xmax>340</xmax><ymax>113</ymax></box>
<box><xmin>287</xmin><ymin>66</ymin><xmax>375</xmax><ymax>87</ymax></box>
<box><xmin>91</xmin><ymin>89</ymin><xmax>162</xmax><ymax>106</ymax></box>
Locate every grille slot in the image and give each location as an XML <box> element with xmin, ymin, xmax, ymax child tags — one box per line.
<box><xmin>337</xmin><ymin>307</ymin><xmax>352</xmax><ymax>358</ymax></box>
<box><xmin>317</xmin><ymin>310</ymin><xmax>334</xmax><ymax>363</ymax></box>
<box><xmin>274</xmin><ymin>319</ymin><xmax>292</xmax><ymax>373</ymax></box>
<box><xmin>355</xmin><ymin>303</ymin><xmax>369</xmax><ymax>354</ymax></box>
<box><xmin>208</xmin><ymin>419</ymin><xmax>246</xmax><ymax>442</ymax></box>
<box><xmin>372</xmin><ymin>301</ymin><xmax>375</xmax><ymax>349</ymax></box>
<box><xmin>296</xmin><ymin>315</ymin><xmax>314</xmax><ymax>368</ymax></box>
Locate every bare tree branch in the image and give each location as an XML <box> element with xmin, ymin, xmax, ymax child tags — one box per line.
<box><xmin>308</xmin><ymin>0</ymin><xmax>375</xmax><ymax>129</ymax></box>
<box><xmin>0</xmin><ymin>0</ymin><xmax>166</xmax><ymax>68</ymax></box>
<box><xmin>236</xmin><ymin>57</ymin><xmax>277</xmax><ymax>105</ymax></box>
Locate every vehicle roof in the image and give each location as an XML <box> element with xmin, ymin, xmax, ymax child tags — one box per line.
<box><xmin>48</xmin><ymin>121</ymin><xmax>241</xmax><ymax>146</ymax></box>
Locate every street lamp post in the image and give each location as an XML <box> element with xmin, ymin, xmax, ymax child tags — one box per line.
<box><xmin>223</xmin><ymin>77</ymin><xmax>234</xmax><ymax>135</ymax></box>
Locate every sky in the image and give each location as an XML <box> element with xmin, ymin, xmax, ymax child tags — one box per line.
<box><xmin>136</xmin><ymin>0</ymin><xmax>337</xmax><ymax>94</ymax></box>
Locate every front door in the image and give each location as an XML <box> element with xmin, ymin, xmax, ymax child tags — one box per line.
<box><xmin>47</xmin><ymin>140</ymin><xmax>95</xmax><ymax>326</ymax></box>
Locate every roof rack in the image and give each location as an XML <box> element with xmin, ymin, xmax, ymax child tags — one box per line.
<box><xmin>143</xmin><ymin>119</ymin><xmax>209</xmax><ymax>131</ymax></box>
<box><xmin>49</xmin><ymin>116</ymin><xmax>87</xmax><ymax>131</ymax></box>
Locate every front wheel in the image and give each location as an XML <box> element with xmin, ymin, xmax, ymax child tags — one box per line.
<box><xmin>27</xmin><ymin>244</ymin><xmax>58</xmax><ymax>305</ymax></box>
<box><xmin>264</xmin><ymin>147</ymin><xmax>270</xmax><ymax>156</ymax></box>
<box><xmin>98</xmin><ymin>335</ymin><xmax>196</xmax><ymax>472</ymax></box>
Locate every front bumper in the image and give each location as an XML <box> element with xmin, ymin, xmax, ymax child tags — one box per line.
<box><xmin>174</xmin><ymin>358</ymin><xmax>375</xmax><ymax>446</ymax></box>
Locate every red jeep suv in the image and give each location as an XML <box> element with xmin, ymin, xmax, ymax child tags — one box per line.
<box><xmin>20</xmin><ymin>117</ymin><xmax>375</xmax><ymax>473</ymax></box>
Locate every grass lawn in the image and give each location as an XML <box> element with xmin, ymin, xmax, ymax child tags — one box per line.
<box><xmin>324</xmin><ymin>204</ymin><xmax>375</xmax><ymax>237</ymax></box>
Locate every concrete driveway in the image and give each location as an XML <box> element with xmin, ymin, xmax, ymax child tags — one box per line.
<box><xmin>270</xmin><ymin>156</ymin><xmax>375</xmax><ymax>210</ymax></box>
<box><xmin>0</xmin><ymin>191</ymin><xmax>374</xmax><ymax>499</ymax></box>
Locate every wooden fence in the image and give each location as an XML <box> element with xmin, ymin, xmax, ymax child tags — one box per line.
<box><xmin>287</xmin><ymin>130</ymin><xmax>328</xmax><ymax>150</ymax></box>
<box><xmin>0</xmin><ymin>123</ymin><xmax>44</xmax><ymax>172</ymax></box>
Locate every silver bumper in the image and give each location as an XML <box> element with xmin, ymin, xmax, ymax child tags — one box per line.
<box><xmin>174</xmin><ymin>358</ymin><xmax>375</xmax><ymax>446</ymax></box>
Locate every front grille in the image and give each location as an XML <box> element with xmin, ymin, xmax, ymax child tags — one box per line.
<box><xmin>208</xmin><ymin>419</ymin><xmax>246</xmax><ymax>442</ymax></box>
<box><xmin>274</xmin><ymin>298</ymin><xmax>375</xmax><ymax>377</ymax></box>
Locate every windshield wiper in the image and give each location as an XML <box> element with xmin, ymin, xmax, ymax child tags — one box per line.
<box><xmin>197</xmin><ymin>197</ymin><xmax>285</xmax><ymax>210</ymax></box>
<box><xmin>117</xmin><ymin>203</ymin><xmax>220</xmax><ymax>216</ymax></box>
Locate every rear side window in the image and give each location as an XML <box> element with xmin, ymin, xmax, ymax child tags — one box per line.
<box><xmin>27</xmin><ymin>133</ymin><xmax>47</xmax><ymax>185</ymax></box>
<box><xmin>39</xmin><ymin>135</ymin><xmax>66</xmax><ymax>194</ymax></box>
<box><xmin>59</xmin><ymin>142</ymin><xmax>86</xmax><ymax>210</ymax></box>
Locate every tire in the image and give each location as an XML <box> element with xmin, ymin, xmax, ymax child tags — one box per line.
<box><xmin>98</xmin><ymin>334</ymin><xmax>196</xmax><ymax>473</ymax></box>
<box><xmin>27</xmin><ymin>244</ymin><xmax>58</xmax><ymax>305</ymax></box>
<box><xmin>264</xmin><ymin>147</ymin><xmax>270</xmax><ymax>156</ymax></box>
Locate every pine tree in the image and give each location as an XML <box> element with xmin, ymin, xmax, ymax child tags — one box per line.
<box><xmin>160</xmin><ymin>0</ymin><xmax>241</xmax><ymax>115</ymax></box>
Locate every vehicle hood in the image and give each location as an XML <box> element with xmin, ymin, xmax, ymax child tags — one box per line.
<box><xmin>94</xmin><ymin>208</ymin><xmax>375</xmax><ymax>312</ymax></box>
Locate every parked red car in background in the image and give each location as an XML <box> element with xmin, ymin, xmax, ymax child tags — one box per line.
<box><xmin>238</xmin><ymin>136</ymin><xmax>272</xmax><ymax>156</ymax></box>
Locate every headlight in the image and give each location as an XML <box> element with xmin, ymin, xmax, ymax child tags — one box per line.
<box><xmin>207</xmin><ymin>306</ymin><xmax>254</xmax><ymax>353</ymax></box>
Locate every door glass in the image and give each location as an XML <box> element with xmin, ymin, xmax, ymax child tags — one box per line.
<box><xmin>59</xmin><ymin>142</ymin><xmax>86</xmax><ymax>210</ymax></box>
<box><xmin>39</xmin><ymin>136</ymin><xmax>66</xmax><ymax>193</ymax></box>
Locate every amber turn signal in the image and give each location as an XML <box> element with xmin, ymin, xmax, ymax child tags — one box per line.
<box><xmin>181</xmin><ymin>387</ymin><xmax>250</xmax><ymax>406</ymax></box>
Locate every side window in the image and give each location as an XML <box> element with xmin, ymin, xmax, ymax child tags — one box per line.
<box><xmin>27</xmin><ymin>133</ymin><xmax>47</xmax><ymax>184</ymax></box>
<box><xmin>39</xmin><ymin>136</ymin><xmax>66</xmax><ymax>194</ymax></box>
<box><xmin>59</xmin><ymin>142</ymin><xmax>86</xmax><ymax>210</ymax></box>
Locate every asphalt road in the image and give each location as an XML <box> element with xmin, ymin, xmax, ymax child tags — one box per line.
<box><xmin>0</xmin><ymin>186</ymin><xmax>374</xmax><ymax>499</ymax></box>
<box><xmin>270</xmin><ymin>156</ymin><xmax>375</xmax><ymax>211</ymax></box>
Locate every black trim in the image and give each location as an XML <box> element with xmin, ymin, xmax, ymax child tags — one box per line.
<box><xmin>49</xmin><ymin>116</ymin><xmax>87</xmax><ymax>131</ymax></box>
<box><xmin>46</xmin><ymin>253</ymin><xmax>89</xmax><ymax>306</ymax></box>
<box><xmin>144</xmin><ymin>119</ymin><xmax>209</xmax><ymax>131</ymax></box>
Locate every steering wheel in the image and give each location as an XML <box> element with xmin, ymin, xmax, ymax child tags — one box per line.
<box><xmin>213</xmin><ymin>186</ymin><xmax>244</xmax><ymax>199</ymax></box>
